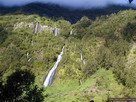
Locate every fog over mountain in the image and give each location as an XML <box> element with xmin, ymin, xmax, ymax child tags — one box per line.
<box><xmin>0</xmin><ymin>0</ymin><xmax>136</xmax><ymax>9</ymax></box>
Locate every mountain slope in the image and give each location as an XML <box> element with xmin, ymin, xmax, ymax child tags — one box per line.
<box><xmin>0</xmin><ymin>9</ymin><xmax>136</xmax><ymax>102</ymax></box>
<box><xmin>0</xmin><ymin>3</ymin><xmax>136</xmax><ymax>23</ymax></box>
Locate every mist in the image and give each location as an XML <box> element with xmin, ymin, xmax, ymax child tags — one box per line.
<box><xmin>0</xmin><ymin>0</ymin><xmax>136</xmax><ymax>9</ymax></box>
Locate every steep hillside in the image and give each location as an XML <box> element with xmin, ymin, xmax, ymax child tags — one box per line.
<box><xmin>0</xmin><ymin>10</ymin><xmax>136</xmax><ymax>102</ymax></box>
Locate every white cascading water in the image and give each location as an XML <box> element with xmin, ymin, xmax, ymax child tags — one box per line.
<box><xmin>43</xmin><ymin>47</ymin><xmax>65</xmax><ymax>87</ymax></box>
<box><xmin>80</xmin><ymin>52</ymin><xmax>86</xmax><ymax>65</ymax></box>
<box><xmin>54</xmin><ymin>28</ymin><xmax>58</xmax><ymax>36</ymax></box>
<box><xmin>80</xmin><ymin>53</ymin><xmax>83</xmax><ymax>61</ymax></box>
<box><xmin>27</xmin><ymin>52</ymin><xmax>29</xmax><ymax>59</ymax></box>
<box><xmin>33</xmin><ymin>22</ymin><xmax>39</xmax><ymax>34</ymax></box>
<box><xmin>70</xmin><ymin>30</ymin><xmax>73</xmax><ymax>35</ymax></box>
<box><xmin>83</xmin><ymin>60</ymin><xmax>86</xmax><ymax>65</ymax></box>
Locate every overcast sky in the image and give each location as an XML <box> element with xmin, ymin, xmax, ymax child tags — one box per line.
<box><xmin>0</xmin><ymin>0</ymin><xmax>136</xmax><ymax>9</ymax></box>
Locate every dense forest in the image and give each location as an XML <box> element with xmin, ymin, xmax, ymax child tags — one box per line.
<box><xmin>0</xmin><ymin>8</ymin><xmax>136</xmax><ymax>102</ymax></box>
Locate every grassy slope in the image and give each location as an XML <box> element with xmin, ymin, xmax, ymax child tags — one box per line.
<box><xmin>45</xmin><ymin>69</ymin><xmax>124</xmax><ymax>102</ymax></box>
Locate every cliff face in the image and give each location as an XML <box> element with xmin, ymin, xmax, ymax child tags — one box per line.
<box><xmin>14</xmin><ymin>22</ymin><xmax>60</xmax><ymax>34</ymax></box>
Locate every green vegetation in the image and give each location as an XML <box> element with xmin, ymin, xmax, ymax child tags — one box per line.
<box><xmin>0</xmin><ymin>70</ymin><xmax>44</xmax><ymax>102</ymax></box>
<box><xmin>0</xmin><ymin>10</ymin><xmax>136</xmax><ymax>102</ymax></box>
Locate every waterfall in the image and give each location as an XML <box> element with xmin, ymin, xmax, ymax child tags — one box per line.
<box><xmin>79</xmin><ymin>79</ymin><xmax>83</xmax><ymax>85</ymax></box>
<box><xmin>80</xmin><ymin>52</ymin><xmax>86</xmax><ymax>65</ymax></box>
<box><xmin>80</xmin><ymin>53</ymin><xmax>83</xmax><ymax>61</ymax></box>
<box><xmin>83</xmin><ymin>60</ymin><xmax>86</xmax><ymax>65</ymax></box>
<box><xmin>28</xmin><ymin>57</ymin><xmax>32</xmax><ymax>62</ymax></box>
<box><xmin>43</xmin><ymin>47</ymin><xmax>65</xmax><ymax>87</ymax></box>
<box><xmin>70</xmin><ymin>30</ymin><xmax>73</xmax><ymax>35</ymax></box>
<box><xmin>33</xmin><ymin>22</ymin><xmax>39</xmax><ymax>34</ymax></box>
<box><xmin>54</xmin><ymin>28</ymin><xmax>59</xmax><ymax>36</ymax></box>
<box><xmin>27</xmin><ymin>52</ymin><xmax>29</xmax><ymax>59</ymax></box>
<box><xmin>27</xmin><ymin>52</ymin><xmax>32</xmax><ymax>62</ymax></box>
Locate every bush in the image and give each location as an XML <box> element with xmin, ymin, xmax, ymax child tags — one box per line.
<box><xmin>0</xmin><ymin>70</ymin><xmax>44</xmax><ymax>102</ymax></box>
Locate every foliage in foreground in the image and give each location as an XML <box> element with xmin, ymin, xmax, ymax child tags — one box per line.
<box><xmin>0</xmin><ymin>70</ymin><xmax>44</xmax><ymax>102</ymax></box>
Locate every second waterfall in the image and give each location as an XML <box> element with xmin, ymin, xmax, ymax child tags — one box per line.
<box><xmin>43</xmin><ymin>47</ymin><xmax>65</xmax><ymax>87</ymax></box>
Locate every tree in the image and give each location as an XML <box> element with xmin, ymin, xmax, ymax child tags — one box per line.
<box><xmin>83</xmin><ymin>56</ymin><xmax>98</xmax><ymax>77</ymax></box>
<box><xmin>96</xmin><ymin>46</ymin><xmax>113</xmax><ymax>70</ymax></box>
<box><xmin>58</xmin><ymin>20</ymin><xmax>71</xmax><ymax>38</ymax></box>
<box><xmin>0</xmin><ymin>70</ymin><xmax>44</xmax><ymax>102</ymax></box>
<box><xmin>73</xmin><ymin>16</ymin><xmax>92</xmax><ymax>39</ymax></box>
<box><xmin>123</xmin><ymin>22</ymin><xmax>136</xmax><ymax>41</ymax></box>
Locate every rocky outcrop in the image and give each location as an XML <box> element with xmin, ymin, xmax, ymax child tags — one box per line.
<box><xmin>14</xmin><ymin>22</ymin><xmax>34</xmax><ymax>30</ymax></box>
<box><xmin>14</xmin><ymin>22</ymin><xmax>60</xmax><ymax>35</ymax></box>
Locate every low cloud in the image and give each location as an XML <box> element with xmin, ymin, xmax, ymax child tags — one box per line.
<box><xmin>0</xmin><ymin>0</ymin><xmax>136</xmax><ymax>9</ymax></box>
